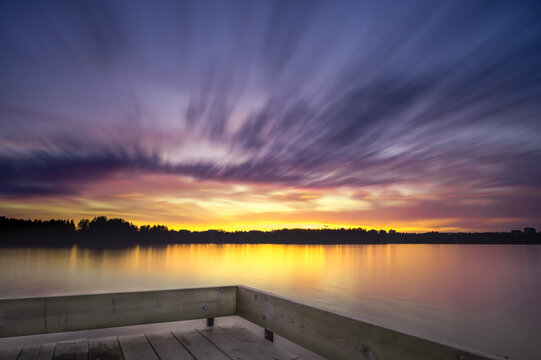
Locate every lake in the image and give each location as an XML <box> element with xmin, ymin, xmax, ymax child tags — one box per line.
<box><xmin>0</xmin><ymin>244</ymin><xmax>540</xmax><ymax>359</ymax></box>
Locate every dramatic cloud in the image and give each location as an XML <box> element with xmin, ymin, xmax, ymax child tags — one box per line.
<box><xmin>0</xmin><ymin>0</ymin><xmax>540</xmax><ymax>230</ymax></box>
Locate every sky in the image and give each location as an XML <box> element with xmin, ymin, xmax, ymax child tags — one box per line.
<box><xmin>0</xmin><ymin>0</ymin><xmax>540</xmax><ymax>232</ymax></box>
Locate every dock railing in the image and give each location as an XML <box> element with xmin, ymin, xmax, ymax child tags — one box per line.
<box><xmin>0</xmin><ymin>285</ymin><xmax>507</xmax><ymax>360</ymax></box>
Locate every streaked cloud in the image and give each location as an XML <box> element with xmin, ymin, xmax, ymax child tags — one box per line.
<box><xmin>0</xmin><ymin>0</ymin><xmax>540</xmax><ymax>231</ymax></box>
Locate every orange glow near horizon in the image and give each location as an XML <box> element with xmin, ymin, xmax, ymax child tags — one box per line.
<box><xmin>0</xmin><ymin>173</ymin><xmax>538</xmax><ymax>233</ymax></box>
<box><xmin>128</xmin><ymin>220</ymin><xmax>449</xmax><ymax>233</ymax></box>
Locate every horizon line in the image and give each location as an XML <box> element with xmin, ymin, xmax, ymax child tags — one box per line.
<box><xmin>1</xmin><ymin>215</ymin><xmax>537</xmax><ymax>234</ymax></box>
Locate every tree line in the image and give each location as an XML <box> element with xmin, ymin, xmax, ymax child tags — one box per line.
<box><xmin>0</xmin><ymin>216</ymin><xmax>539</xmax><ymax>247</ymax></box>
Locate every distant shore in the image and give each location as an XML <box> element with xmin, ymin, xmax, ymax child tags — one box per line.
<box><xmin>1</xmin><ymin>216</ymin><xmax>539</xmax><ymax>247</ymax></box>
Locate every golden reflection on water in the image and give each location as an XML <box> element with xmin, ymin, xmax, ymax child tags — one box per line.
<box><xmin>1</xmin><ymin>244</ymin><xmax>540</xmax><ymax>360</ymax></box>
<box><xmin>112</xmin><ymin>244</ymin><xmax>330</xmax><ymax>292</ymax></box>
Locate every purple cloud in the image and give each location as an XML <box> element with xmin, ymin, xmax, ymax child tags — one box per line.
<box><xmin>0</xmin><ymin>0</ymin><xmax>539</xmax><ymax>209</ymax></box>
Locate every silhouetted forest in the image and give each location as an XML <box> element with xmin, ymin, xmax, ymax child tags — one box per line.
<box><xmin>0</xmin><ymin>216</ymin><xmax>539</xmax><ymax>247</ymax></box>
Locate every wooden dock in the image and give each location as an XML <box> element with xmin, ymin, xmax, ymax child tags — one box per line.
<box><xmin>0</xmin><ymin>325</ymin><xmax>305</xmax><ymax>360</ymax></box>
<box><xmin>0</xmin><ymin>286</ymin><xmax>509</xmax><ymax>360</ymax></box>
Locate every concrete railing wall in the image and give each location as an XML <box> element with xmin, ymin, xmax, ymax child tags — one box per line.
<box><xmin>0</xmin><ymin>286</ymin><xmax>236</xmax><ymax>337</ymax></box>
<box><xmin>236</xmin><ymin>286</ymin><xmax>507</xmax><ymax>360</ymax></box>
<box><xmin>0</xmin><ymin>286</ymin><xmax>507</xmax><ymax>360</ymax></box>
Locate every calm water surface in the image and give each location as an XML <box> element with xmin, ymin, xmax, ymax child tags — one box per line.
<box><xmin>0</xmin><ymin>244</ymin><xmax>540</xmax><ymax>359</ymax></box>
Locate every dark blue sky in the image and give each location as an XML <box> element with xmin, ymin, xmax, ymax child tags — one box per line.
<box><xmin>0</xmin><ymin>0</ymin><xmax>540</xmax><ymax>231</ymax></box>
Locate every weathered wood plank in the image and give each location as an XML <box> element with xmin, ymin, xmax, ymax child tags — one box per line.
<box><xmin>199</xmin><ymin>327</ymin><xmax>254</xmax><ymax>360</ymax></box>
<box><xmin>0</xmin><ymin>346</ymin><xmax>21</xmax><ymax>360</ymax></box>
<box><xmin>17</xmin><ymin>344</ymin><xmax>41</xmax><ymax>360</ymax></box>
<box><xmin>52</xmin><ymin>339</ymin><xmax>87</xmax><ymax>360</ymax></box>
<box><xmin>145</xmin><ymin>332</ymin><xmax>193</xmax><ymax>360</ymax></box>
<box><xmin>36</xmin><ymin>344</ymin><xmax>55</xmax><ymax>360</ymax></box>
<box><xmin>0</xmin><ymin>287</ymin><xmax>236</xmax><ymax>337</ymax></box>
<box><xmin>237</xmin><ymin>286</ymin><xmax>506</xmax><ymax>360</ymax></box>
<box><xmin>118</xmin><ymin>335</ymin><xmax>158</xmax><ymax>360</ymax></box>
<box><xmin>199</xmin><ymin>326</ymin><xmax>298</xmax><ymax>360</ymax></box>
<box><xmin>88</xmin><ymin>336</ymin><xmax>123</xmax><ymax>360</ymax></box>
<box><xmin>172</xmin><ymin>330</ymin><xmax>229</xmax><ymax>360</ymax></box>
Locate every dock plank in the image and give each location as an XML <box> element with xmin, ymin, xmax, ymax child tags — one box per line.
<box><xmin>118</xmin><ymin>335</ymin><xmax>158</xmax><ymax>360</ymax></box>
<box><xmin>0</xmin><ymin>324</ymin><xmax>311</xmax><ymax>360</ymax></box>
<box><xmin>145</xmin><ymin>333</ymin><xmax>193</xmax><ymax>360</ymax></box>
<box><xmin>36</xmin><ymin>344</ymin><xmax>55</xmax><ymax>360</ymax></box>
<box><xmin>17</xmin><ymin>345</ymin><xmax>41</xmax><ymax>360</ymax></box>
<box><xmin>173</xmin><ymin>330</ymin><xmax>229</xmax><ymax>360</ymax></box>
<box><xmin>89</xmin><ymin>336</ymin><xmax>123</xmax><ymax>360</ymax></box>
<box><xmin>0</xmin><ymin>346</ymin><xmax>21</xmax><ymax>360</ymax></box>
<box><xmin>200</xmin><ymin>326</ymin><xmax>299</xmax><ymax>360</ymax></box>
<box><xmin>53</xmin><ymin>340</ymin><xmax>87</xmax><ymax>360</ymax></box>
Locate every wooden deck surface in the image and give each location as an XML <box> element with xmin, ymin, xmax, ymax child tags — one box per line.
<box><xmin>0</xmin><ymin>326</ymin><xmax>303</xmax><ymax>360</ymax></box>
